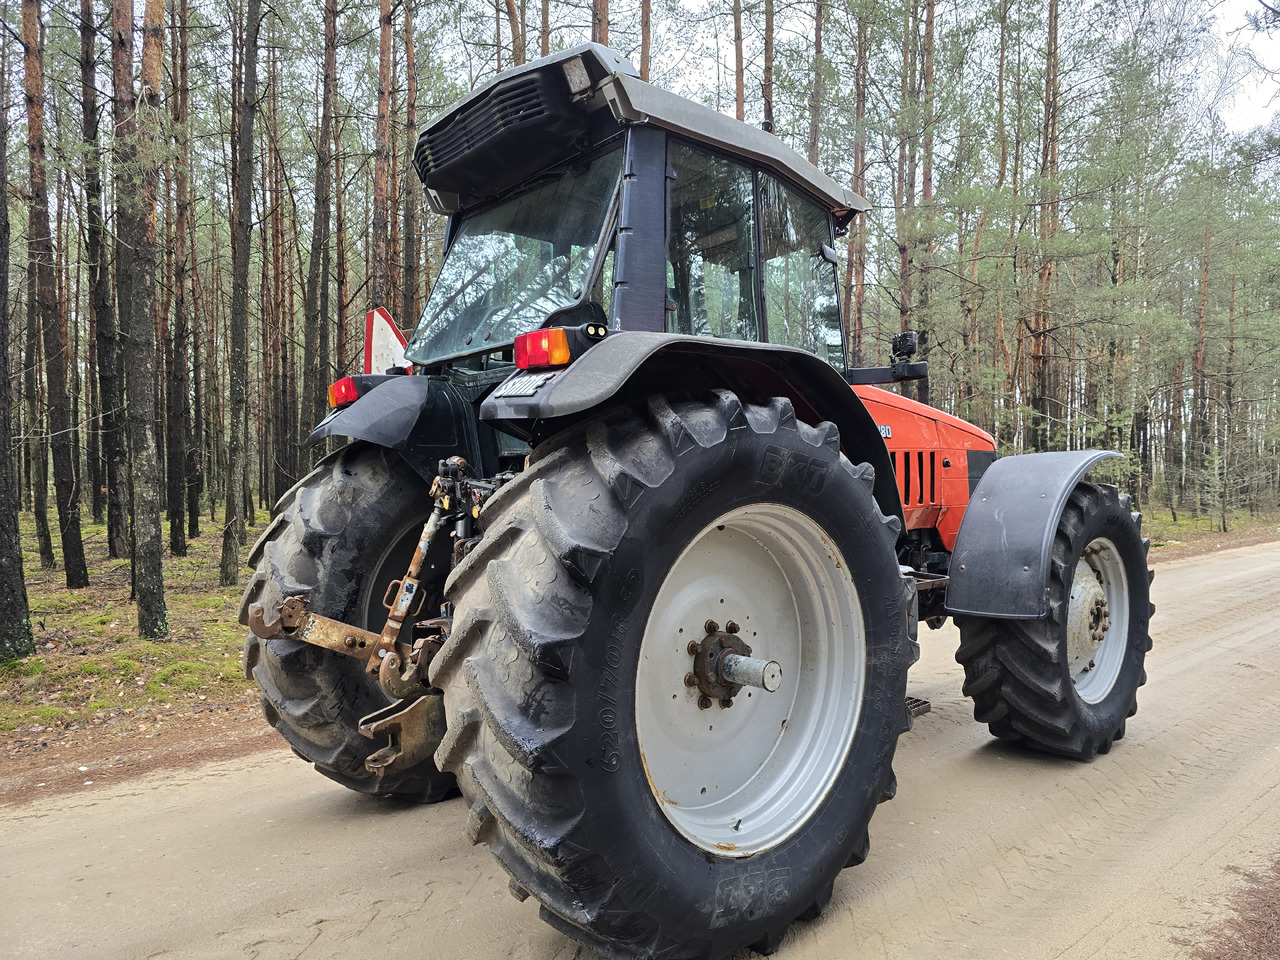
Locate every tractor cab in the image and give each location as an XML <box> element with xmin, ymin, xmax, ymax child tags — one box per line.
<box><xmin>404</xmin><ymin>43</ymin><xmax>867</xmax><ymax>374</ymax></box>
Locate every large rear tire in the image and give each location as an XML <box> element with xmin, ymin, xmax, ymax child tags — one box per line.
<box><xmin>432</xmin><ymin>391</ymin><xmax>917</xmax><ymax>959</ymax></box>
<box><xmin>240</xmin><ymin>443</ymin><xmax>455</xmax><ymax>801</ymax></box>
<box><xmin>955</xmin><ymin>483</ymin><xmax>1153</xmax><ymax>760</ymax></box>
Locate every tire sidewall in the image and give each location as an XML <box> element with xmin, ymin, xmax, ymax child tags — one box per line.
<box><xmin>558</xmin><ymin>416</ymin><xmax>909</xmax><ymax>943</ymax></box>
<box><xmin>304</xmin><ymin>451</ymin><xmax>436</xmax><ymax>628</ymax></box>
<box><xmin>1060</xmin><ymin>491</ymin><xmax>1150</xmax><ymax>736</ymax></box>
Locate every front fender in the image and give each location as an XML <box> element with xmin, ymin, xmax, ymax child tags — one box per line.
<box><xmin>944</xmin><ymin>450</ymin><xmax>1122</xmax><ymax>619</ymax></box>
<box><xmin>481</xmin><ymin>332</ymin><xmax>904</xmax><ymax>529</ymax></box>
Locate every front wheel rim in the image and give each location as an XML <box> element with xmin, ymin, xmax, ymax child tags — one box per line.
<box><xmin>635</xmin><ymin>503</ymin><xmax>865</xmax><ymax>857</ymax></box>
<box><xmin>1067</xmin><ymin>537</ymin><xmax>1130</xmax><ymax>703</ymax></box>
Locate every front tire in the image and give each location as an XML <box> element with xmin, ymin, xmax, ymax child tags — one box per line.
<box><xmin>432</xmin><ymin>392</ymin><xmax>916</xmax><ymax>959</ymax></box>
<box><xmin>240</xmin><ymin>443</ymin><xmax>455</xmax><ymax>801</ymax></box>
<box><xmin>955</xmin><ymin>483</ymin><xmax>1153</xmax><ymax>760</ymax></box>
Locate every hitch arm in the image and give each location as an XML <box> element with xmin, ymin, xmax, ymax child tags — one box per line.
<box><xmin>246</xmin><ymin>598</ymin><xmax>383</xmax><ymax>660</ymax></box>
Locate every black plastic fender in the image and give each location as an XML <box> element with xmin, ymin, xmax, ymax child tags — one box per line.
<box><xmin>944</xmin><ymin>450</ymin><xmax>1122</xmax><ymax>619</ymax></box>
<box><xmin>307</xmin><ymin>375</ymin><xmax>486</xmax><ymax>484</ymax></box>
<box><xmin>481</xmin><ymin>331</ymin><xmax>904</xmax><ymax>529</ymax></box>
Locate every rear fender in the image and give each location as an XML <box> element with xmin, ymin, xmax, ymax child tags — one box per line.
<box><xmin>307</xmin><ymin>376</ymin><xmax>485</xmax><ymax>485</ymax></box>
<box><xmin>481</xmin><ymin>331</ymin><xmax>904</xmax><ymax>529</ymax></box>
<box><xmin>944</xmin><ymin>450</ymin><xmax>1122</xmax><ymax>619</ymax></box>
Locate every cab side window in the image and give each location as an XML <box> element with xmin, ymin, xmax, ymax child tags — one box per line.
<box><xmin>666</xmin><ymin>142</ymin><xmax>758</xmax><ymax>342</ymax></box>
<box><xmin>759</xmin><ymin>174</ymin><xmax>841</xmax><ymax>365</ymax></box>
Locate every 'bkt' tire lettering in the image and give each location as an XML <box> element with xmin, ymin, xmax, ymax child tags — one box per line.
<box><xmin>757</xmin><ymin>444</ymin><xmax>829</xmax><ymax>495</ymax></box>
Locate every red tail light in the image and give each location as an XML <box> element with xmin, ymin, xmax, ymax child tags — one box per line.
<box><xmin>328</xmin><ymin>376</ymin><xmax>360</xmax><ymax>408</ymax></box>
<box><xmin>514</xmin><ymin>328</ymin><xmax>572</xmax><ymax>370</ymax></box>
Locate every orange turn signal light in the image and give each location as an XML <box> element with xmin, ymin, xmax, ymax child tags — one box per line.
<box><xmin>514</xmin><ymin>328</ymin><xmax>572</xmax><ymax>370</ymax></box>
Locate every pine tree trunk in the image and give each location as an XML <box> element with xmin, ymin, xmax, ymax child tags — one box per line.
<box><xmin>503</xmin><ymin>0</ymin><xmax>525</xmax><ymax>64</ymax></box>
<box><xmin>0</xmin><ymin>26</ymin><xmax>33</xmax><ymax>657</ymax></box>
<box><xmin>895</xmin><ymin>0</ymin><xmax>918</xmax><ymax>343</ymax></box>
<box><xmin>592</xmin><ymin>0</ymin><xmax>609</xmax><ymax>45</ymax></box>
<box><xmin>1191</xmin><ymin>223</ymin><xmax>1212</xmax><ymax>515</ymax></box>
<box><xmin>847</xmin><ymin>9</ymin><xmax>867</xmax><ymax>367</ymax></box>
<box><xmin>87</xmin><ymin>291</ymin><xmax>102</xmax><ymax>525</ymax></box>
<box><xmin>1166</xmin><ymin>356</ymin><xmax>1184</xmax><ymax>520</ymax></box>
<box><xmin>114</xmin><ymin>0</ymin><xmax>169</xmax><ymax>635</ymax></box>
<box><xmin>220</xmin><ymin>0</ymin><xmax>259</xmax><ymax>586</ymax></box>
<box><xmin>761</xmin><ymin>0</ymin><xmax>772</xmax><ymax>129</ymax></box>
<box><xmin>732</xmin><ymin>0</ymin><xmax>744</xmax><ymax>121</ymax></box>
<box><xmin>994</xmin><ymin>0</ymin><xmax>1018</xmax><ymax>446</ymax></box>
<box><xmin>371</xmin><ymin>0</ymin><xmax>392</xmax><ymax>311</ymax></box>
<box><xmin>915</xmin><ymin>0</ymin><xmax>935</xmax><ymax>406</ymax></box>
<box><xmin>303</xmin><ymin>0</ymin><xmax>336</xmax><ymax>435</ymax></box>
<box><xmin>640</xmin><ymin>0</ymin><xmax>650</xmax><ymax>80</ymax></box>
<box><xmin>1029</xmin><ymin>0</ymin><xmax>1059</xmax><ymax>451</ymax></box>
<box><xmin>187</xmin><ymin>189</ymin><xmax>203</xmax><ymax>538</ymax></box>
<box><xmin>334</xmin><ymin>114</ymin><xmax>350</xmax><ymax>376</ymax></box>
<box><xmin>24</xmin><ymin>259</ymin><xmax>54</xmax><ymax>569</ymax></box>
<box><xmin>165</xmin><ymin>0</ymin><xmax>190</xmax><ymax>556</ymax></box>
<box><xmin>401</xmin><ymin>0</ymin><xmax>418</xmax><ymax>328</ymax></box>
<box><xmin>24</xmin><ymin>0</ymin><xmax>89</xmax><ymax>590</ymax></box>
<box><xmin>387</xmin><ymin>50</ymin><xmax>401</xmax><ymax>324</ymax></box>
<box><xmin>1222</xmin><ymin>244</ymin><xmax>1238</xmax><ymax>525</ymax></box>
<box><xmin>806</xmin><ymin>0</ymin><xmax>822</xmax><ymax>166</ymax></box>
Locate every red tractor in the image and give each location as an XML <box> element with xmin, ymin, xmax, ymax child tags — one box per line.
<box><xmin>241</xmin><ymin>43</ymin><xmax>1151</xmax><ymax>960</ymax></box>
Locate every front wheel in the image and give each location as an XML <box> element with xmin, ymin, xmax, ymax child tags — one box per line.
<box><xmin>955</xmin><ymin>483</ymin><xmax>1153</xmax><ymax>759</ymax></box>
<box><xmin>431</xmin><ymin>392</ymin><xmax>917</xmax><ymax>959</ymax></box>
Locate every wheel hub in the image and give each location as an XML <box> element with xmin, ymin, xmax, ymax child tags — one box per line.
<box><xmin>1088</xmin><ymin>594</ymin><xmax>1109</xmax><ymax>647</ymax></box>
<box><xmin>685</xmin><ymin>619</ymin><xmax>782</xmax><ymax>709</ymax></box>
<box><xmin>1066</xmin><ymin>556</ymin><xmax>1111</xmax><ymax>680</ymax></box>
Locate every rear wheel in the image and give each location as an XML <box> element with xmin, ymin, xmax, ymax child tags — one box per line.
<box><xmin>432</xmin><ymin>392</ymin><xmax>916</xmax><ymax>959</ymax></box>
<box><xmin>240</xmin><ymin>443</ymin><xmax>455</xmax><ymax>801</ymax></box>
<box><xmin>955</xmin><ymin>483</ymin><xmax>1153</xmax><ymax>760</ymax></box>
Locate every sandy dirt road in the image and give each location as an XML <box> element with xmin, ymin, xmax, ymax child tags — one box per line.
<box><xmin>4</xmin><ymin>540</ymin><xmax>1279</xmax><ymax>960</ymax></box>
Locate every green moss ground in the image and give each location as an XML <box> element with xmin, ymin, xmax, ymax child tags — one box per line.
<box><xmin>4</xmin><ymin>510</ymin><xmax>269</xmax><ymax>734</ymax></box>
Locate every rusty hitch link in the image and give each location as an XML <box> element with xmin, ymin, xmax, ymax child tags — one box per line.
<box><xmin>359</xmin><ymin>694</ymin><xmax>447</xmax><ymax>777</ymax></box>
<box><xmin>362</xmin><ymin>507</ymin><xmax>449</xmax><ymax>684</ymax></box>
<box><xmin>247</xmin><ymin>596</ymin><xmax>384</xmax><ymax>659</ymax></box>
<box><xmin>246</xmin><ymin>595</ymin><xmax>310</xmax><ymax>638</ymax></box>
<box><xmin>252</xmin><ymin>458</ymin><xmax>508</xmax><ymax>726</ymax></box>
<box><xmin>378</xmin><ymin>646</ymin><xmax>431</xmax><ymax>700</ymax></box>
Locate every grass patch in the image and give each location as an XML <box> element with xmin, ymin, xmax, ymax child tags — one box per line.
<box><xmin>146</xmin><ymin>661</ymin><xmax>231</xmax><ymax>695</ymax></box>
<box><xmin>1</xmin><ymin>658</ymin><xmax>46</xmax><ymax>678</ymax></box>
<box><xmin>1143</xmin><ymin>507</ymin><xmax>1280</xmax><ymax>549</ymax></box>
<box><xmin>8</xmin><ymin>508</ymin><xmax>271</xmax><ymax>733</ymax></box>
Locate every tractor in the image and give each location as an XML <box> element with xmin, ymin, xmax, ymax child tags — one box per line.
<box><xmin>240</xmin><ymin>43</ymin><xmax>1152</xmax><ymax>960</ymax></box>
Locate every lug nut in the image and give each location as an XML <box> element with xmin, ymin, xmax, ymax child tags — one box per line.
<box><xmin>725</xmin><ymin>620</ymin><xmax>739</xmax><ymax>634</ymax></box>
<box><xmin>718</xmin><ymin>698</ymin><xmax>733</xmax><ymax>709</ymax></box>
<box><xmin>684</xmin><ymin>673</ymin><xmax>699</xmax><ymax>688</ymax></box>
<box><xmin>697</xmin><ymin>695</ymin><xmax>712</xmax><ymax>710</ymax></box>
<box><xmin>704</xmin><ymin>619</ymin><xmax>719</xmax><ymax>634</ymax></box>
<box><xmin>687</xmin><ymin>640</ymin><xmax>700</xmax><ymax>656</ymax></box>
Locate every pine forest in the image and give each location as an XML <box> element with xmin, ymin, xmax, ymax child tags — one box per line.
<box><xmin>2</xmin><ymin>0</ymin><xmax>1278</xmax><ymax>652</ymax></box>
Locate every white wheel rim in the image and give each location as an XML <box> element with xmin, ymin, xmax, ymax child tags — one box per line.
<box><xmin>1066</xmin><ymin>537</ymin><xmax>1130</xmax><ymax>703</ymax></box>
<box><xmin>635</xmin><ymin>504</ymin><xmax>864</xmax><ymax>857</ymax></box>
